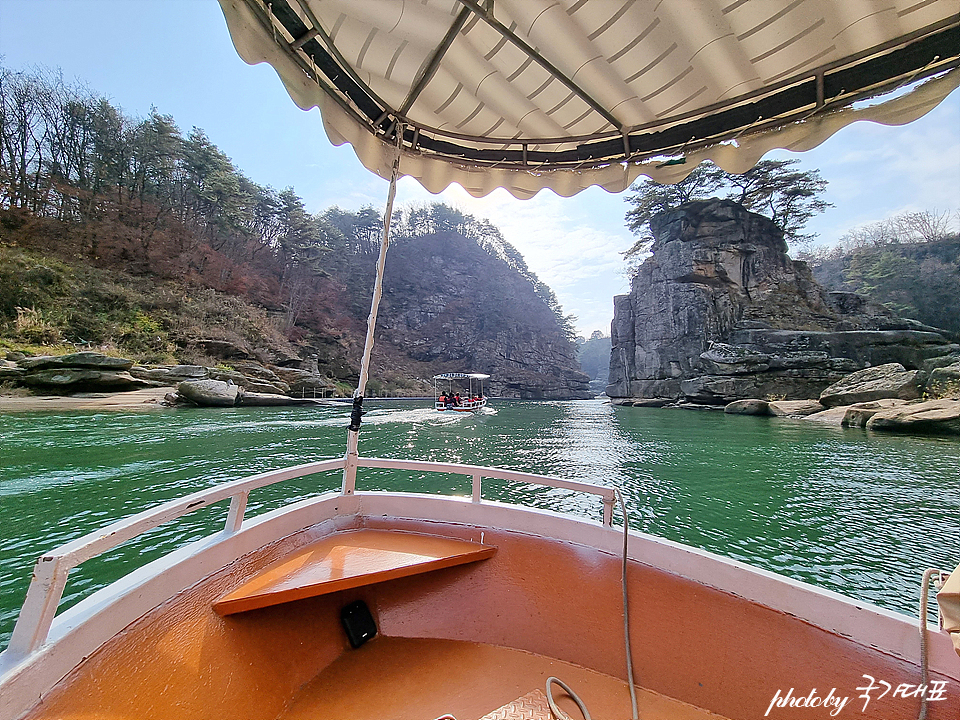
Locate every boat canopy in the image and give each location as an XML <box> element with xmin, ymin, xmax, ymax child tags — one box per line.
<box><xmin>218</xmin><ymin>0</ymin><xmax>958</xmax><ymax>197</ymax></box>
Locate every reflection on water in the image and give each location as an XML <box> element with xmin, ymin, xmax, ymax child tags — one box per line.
<box><xmin>1</xmin><ymin>399</ymin><xmax>958</xmax><ymax>647</ymax></box>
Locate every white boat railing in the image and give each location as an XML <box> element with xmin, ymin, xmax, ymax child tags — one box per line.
<box><xmin>5</xmin><ymin>456</ymin><xmax>615</xmax><ymax>660</ymax></box>
<box><xmin>355</xmin><ymin>457</ymin><xmax>615</xmax><ymax>521</ymax></box>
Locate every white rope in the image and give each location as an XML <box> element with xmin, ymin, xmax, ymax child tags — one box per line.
<box><xmin>617</xmin><ymin>489</ymin><xmax>640</xmax><ymax>720</ymax></box>
<box><xmin>546</xmin><ymin>677</ymin><xmax>592</xmax><ymax>720</ymax></box>
<box><xmin>918</xmin><ymin>568</ymin><xmax>946</xmax><ymax>720</ymax></box>
<box><xmin>546</xmin><ymin>488</ymin><xmax>639</xmax><ymax>720</ymax></box>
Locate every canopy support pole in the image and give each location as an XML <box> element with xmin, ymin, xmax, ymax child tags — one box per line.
<box><xmin>343</xmin><ymin>128</ymin><xmax>403</xmax><ymax>496</ymax></box>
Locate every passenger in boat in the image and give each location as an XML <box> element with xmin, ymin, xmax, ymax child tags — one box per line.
<box><xmin>453</xmin><ymin>393</ymin><xmax>461</xmax><ymax>406</ymax></box>
<box><xmin>438</xmin><ymin>393</ymin><xmax>446</xmax><ymax>406</ymax></box>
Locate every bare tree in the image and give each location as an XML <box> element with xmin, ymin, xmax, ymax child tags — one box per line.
<box><xmin>0</xmin><ymin>67</ymin><xmax>50</xmax><ymax>212</ymax></box>
<box><xmin>896</xmin><ymin>210</ymin><xmax>956</xmax><ymax>243</ymax></box>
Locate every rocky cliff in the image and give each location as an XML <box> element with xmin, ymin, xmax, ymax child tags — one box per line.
<box><xmin>378</xmin><ymin>231</ymin><xmax>591</xmax><ymax>399</ymax></box>
<box><xmin>607</xmin><ymin>200</ymin><xmax>958</xmax><ymax>405</ymax></box>
<box><xmin>1</xmin><ymin>223</ymin><xmax>591</xmax><ymax>400</ymax></box>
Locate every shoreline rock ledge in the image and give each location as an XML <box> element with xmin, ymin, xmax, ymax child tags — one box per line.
<box><xmin>864</xmin><ymin>399</ymin><xmax>960</xmax><ymax>434</ymax></box>
<box><xmin>607</xmin><ymin>199</ymin><xmax>959</xmax><ymax>406</ymax></box>
<box><xmin>724</xmin><ymin>362</ymin><xmax>960</xmax><ymax>434</ymax></box>
<box><xmin>1</xmin><ymin>351</ymin><xmax>338</xmax><ymax>407</ymax></box>
<box><xmin>174</xmin><ymin>379</ymin><xmax>324</xmax><ymax>407</ymax></box>
<box><xmin>817</xmin><ymin>363</ymin><xmax>922</xmax><ymax>407</ymax></box>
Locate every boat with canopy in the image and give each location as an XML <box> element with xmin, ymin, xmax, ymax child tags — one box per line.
<box><xmin>434</xmin><ymin>373</ymin><xmax>489</xmax><ymax>411</ymax></box>
<box><xmin>1</xmin><ymin>2</ymin><xmax>959</xmax><ymax>719</ymax></box>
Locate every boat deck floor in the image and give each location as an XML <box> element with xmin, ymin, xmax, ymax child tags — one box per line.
<box><xmin>280</xmin><ymin>636</ymin><xmax>731</xmax><ymax>720</ymax></box>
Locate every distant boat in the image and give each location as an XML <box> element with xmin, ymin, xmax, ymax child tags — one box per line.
<box><xmin>433</xmin><ymin>372</ymin><xmax>489</xmax><ymax>412</ymax></box>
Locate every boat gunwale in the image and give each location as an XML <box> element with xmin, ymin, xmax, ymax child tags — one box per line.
<box><xmin>1</xmin><ymin>488</ymin><xmax>958</xmax><ymax>719</ymax></box>
<box><xmin>2</xmin><ymin>456</ymin><xmax>616</xmax><ymax>662</ymax></box>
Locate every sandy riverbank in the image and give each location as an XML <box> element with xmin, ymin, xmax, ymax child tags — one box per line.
<box><xmin>0</xmin><ymin>387</ymin><xmax>176</xmax><ymax>412</ymax></box>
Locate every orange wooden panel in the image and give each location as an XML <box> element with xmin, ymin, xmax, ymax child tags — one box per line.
<box><xmin>280</xmin><ymin>636</ymin><xmax>725</xmax><ymax>719</ymax></box>
<box><xmin>214</xmin><ymin>529</ymin><xmax>496</xmax><ymax>616</ymax></box>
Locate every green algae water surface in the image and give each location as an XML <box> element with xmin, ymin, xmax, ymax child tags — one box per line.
<box><xmin>1</xmin><ymin>398</ymin><xmax>958</xmax><ymax>647</ymax></box>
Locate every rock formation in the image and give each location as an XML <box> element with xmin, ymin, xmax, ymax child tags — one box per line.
<box><xmin>378</xmin><ymin>231</ymin><xmax>592</xmax><ymax>399</ymax></box>
<box><xmin>177</xmin><ymin>379</ymin><xmax>239</xmax><ymax>407</ymax></box>
<box><xmin>817</xmin><ymin>363</ymin><xmax>921</xmax><ymax>407</ymax></box>
<box><xmin>721</xmin><ymin>360</ymin><xmax>960</xmax><ymax>434</ymax></box>
<box><xmin>926</xmin><ymin>359</ymin><xmax>960</xmax><ymax>398</ymax></box>
<box><xmin>15</xmin><ymin>352</ymin><xmax>148</xmax><ymax>391</ymax></box>
<box><xmin>2</xmin><ymin>351</ymin><xmax>337</xmax><ymax>400</ymax></box>
<box><xmin>864</xmin><ymin>399</ymin><xmax>960</xmax><ymax>434</ymax></box>
<box><xmin>174</xmin><ymin>379</ymin><xmax>324</xmax><ymax>407</ymax></box>
<box><xmin>608</xmin><ymin>200</ymin><xmax>958</xmax><ymax>405</ymax></box>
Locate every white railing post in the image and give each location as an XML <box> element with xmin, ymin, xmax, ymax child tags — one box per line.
<box><xmin>603</xmin><ymin>495</ymin><xmax>614</xmax><ymax>527</ymax></box>
<box><xmin>342</xmin><ymin>430</ymin><xmax>359</xmax><ymax>495</ymax></box>
<box><xmin>224</xmin><ymin>490</ymin><xmax>249</xmax><ymax>534</ymax></box>
<box><xmin>7</xmin><ymin>555</ymin><xmax>70</xmax><ymax>657</ymax></box>
<box><xmin>472</xmin><ymin>473</ymin><xmax>481</xmax><ymax>502</ymax></box>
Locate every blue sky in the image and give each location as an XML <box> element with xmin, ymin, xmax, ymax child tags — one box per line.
<box><xmin>1</xmin><ymin>0</ymin><xmax>957</xmax><ymax>336</ymax></box>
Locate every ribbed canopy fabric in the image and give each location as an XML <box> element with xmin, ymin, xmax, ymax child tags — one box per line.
<box><xmin>218</xmin><ymin>0</ymin><xmax>960</xmax><ymax>197</ymax></box>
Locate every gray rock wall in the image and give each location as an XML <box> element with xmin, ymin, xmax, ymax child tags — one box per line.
<box><xmin>608</xmin><ymin>200</ymin><xmax>957</xmax><ymax>404</ymax></box>
<box><xmin>379</xmin><ymin>232</ymin><xmax>592</xmax><ymax>399</ymax></box>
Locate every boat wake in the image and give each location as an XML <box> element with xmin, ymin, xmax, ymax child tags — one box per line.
<box><xmin>360</xmin><ymin>407</ymin><xmax>464</xmax><ymax>426</ymax></box>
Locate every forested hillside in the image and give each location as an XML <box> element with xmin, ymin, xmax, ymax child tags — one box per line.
<box><xmin>799</xmin><ymin>211</ymin><xmax>960</xmax><ymax>336</ymax></box>
<box><xmin>0</xmin><ymin>65</ymin><xmax>587</xmax><ymax>397</ymax></box>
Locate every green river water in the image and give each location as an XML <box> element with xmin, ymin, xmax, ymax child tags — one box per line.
<box><xmin>1</xmin><ymin>398</ymin><xmax>958</xmax><ymax>649</ymax></box>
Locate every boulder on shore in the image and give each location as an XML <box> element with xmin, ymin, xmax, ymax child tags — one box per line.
<box><xmin>840</xmin><ymin>399</ymin><xmax>910</xmax><ymax>428</ymax></box>
<box><xmin>865</xmin><ymin>399</ymin><xmax>960</xmax><ymax>435</ymax></box>
<box><xmin>926</xmin><ymin>361</ymin><xmax>960</xmax><ymax>399</ymax></box>
<box><xmin>724</xmin><ymin>399</ymin><xmax>770</xmax><ymax>415</ymax></box>
<box><xmin>818</xmin><ymin>363</ymin><xmax>921</xmax><ymax>407</ymax></box>
<box><xmin>767</xmin><ymin>400</ymin><xmax>825</xmax><ymax>417</ymax></box>
<box><xmin>208</xmin><ymin>368</ymin><xmax>290</xmax><ymax>395</ymax></box>
<box><xmin>804</xmin><ymin>399</ymin><xmax>909</xmax><ymax>426</ymax></box>
<box><xmin>174</xmin><ymin>380</ymin><xmax>326</xmax><ymax>407</ymax></box>
<box><xmin>611</xmin><ymin>397</ymin><xmax>674</xmax><ymax>407</ymax></box>
<box><xmin>177</xmin><ymin>379</ymin><xmax>239</xmax><ymax>407</ymax></box>
<box><xmin>801</xmin><ymin>406</ymin><xmax>851</xmax><ymax>425</ymax></box>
